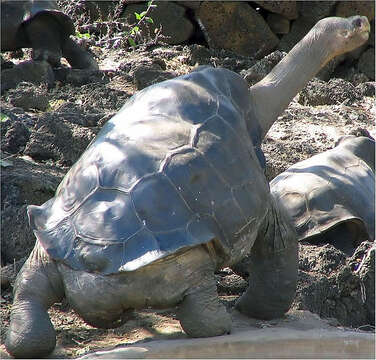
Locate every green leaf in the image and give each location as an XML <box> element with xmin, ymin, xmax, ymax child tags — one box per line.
<box><xmin>1</xmin><ymin>113</ymin><xmax>9</xmax><ymax>122</ymax></box>
<box><xmin>131</xmin><ymin>26</ymin><xmax>139</xmax><ymax>34</ymax></box>
<box><xmin>128</xmin><ymin>38</ymin><xmax>137</xmax><ymax>47</ymax></box>
<box><xmin>134</xmin><ymin>12</ymin><xmax>141</xmax><ymax>20</ymax></box>
<box><xmin>146</xmin><ymin>17</ymin><xmax>154</xmax><ymax>24</ymax></box>
<box><xmin>75</xmin><ymin>31</ymin><xmax>90</xmax><ymax>39</ymax></box>
<box><xmin>140</xmin><ymin>11</ymin><xmax>147</xmax><ymax>18</ymax></box>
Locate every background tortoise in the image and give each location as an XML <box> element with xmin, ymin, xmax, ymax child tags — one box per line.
<box><xmin>271</xmin><ymin>134</ymin><xmax>375</xmax><ymax>255</ymax></box>
<box><xmin>1</xmin><ymin>0</ymin><xmax>98</xmax><ymax>69</ymax></box>
<box><xmin>6</xmin><ymin>16</ymin><xmax>370</xmax><ymax>358</ymax></box>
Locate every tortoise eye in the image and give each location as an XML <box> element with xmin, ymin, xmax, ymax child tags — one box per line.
<box><xmin>352</xmin><ymin>17</ymin><xmax>363</xmax><ymax>28</ymax></box>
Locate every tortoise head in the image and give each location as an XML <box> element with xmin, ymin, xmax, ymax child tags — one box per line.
<box><xmin>312</xmin><ymin>16</ymin><xmax>370</xmax><ymax>58</ymax></box>
<box><xmin>249</xmin><ymin>16</ymin><xmax>370</xmax><ymax>144</ymax></box>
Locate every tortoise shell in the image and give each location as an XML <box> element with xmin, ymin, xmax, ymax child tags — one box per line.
<box><xmin>271</xmin><ymin>135</ymin><xmax>375</xmax><ymax>243</ymax></box>
<box><xmin>28</xmin><ymin>67</ymin><xmax>270</xmax><ymax>274</ymax></box>
<box><xmin>1</xmin><ymin>0</ymin><xmax>74</xmax><ymax>51</ymax></box>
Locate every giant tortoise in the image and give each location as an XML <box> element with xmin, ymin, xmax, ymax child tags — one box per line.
<box><xmin>5</xmin><ymin>16</ymin><xmax>370</xmax><ymax>358</ymax></box>
<box><xmin>271</xmin><ymin>134</ymin><xmax>375</xmax><ymax>255</ymax></box>
<box><xmin>1</xmin><ymin>0</ymin><xmax>98</xmax><ymax>69</ymax></box>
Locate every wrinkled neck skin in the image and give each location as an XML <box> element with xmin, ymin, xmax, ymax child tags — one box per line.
<box><xmin>250</xmin><ymin>28</ymin><xmax>332</xmax><ymax>141</ymax></box>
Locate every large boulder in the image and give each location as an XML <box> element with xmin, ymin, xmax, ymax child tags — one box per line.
<box><xmin>369</xmin><ymin>21</ymin><xmax>375</xmax><ymax>48</ymax></box>
<box><xmin>266</xmin><ymin>13</ymin><xmax>290</xmax><ymax>35</ymax></box>
<box><xmin>297</xmin><ymin>1</ymin><xmax>336</xmax><ymax>22</ymax></box>
<box><xmin>358</xmin><ymin>48</ymin><xmax>375</xmax><ymax>80</ymax></box>
<box><xmin>254</xmin><ymin>1</ymin><xmax>298</xmax><ymax>20</ymax></box>
<box><xmin>78</xmin><ymin>1</ymin><xmax>119</xmax><ymax>22</ymax></box>
<box><xmin>197</xmin><ymin>1</ymin><xmax>279</xmax><ymax>59</ymax></box>
<box><xmin>335</xmin><ymin>1</ymin><xmax>375</xmax><ymax>22</ymax></box>
<box><xmin>278</xmin><ymin>17</ymin><xmax>313</xmax><ymax>52</ymax></box>
<box><xmin>279</xmin><ymin>1</ymin><xmax>336</xmax><ymax>52</ymax></box>
<box><xmin>178</xmin><ymin>1</ymin><xmax>202</xmax><ymax>10</ymax></box>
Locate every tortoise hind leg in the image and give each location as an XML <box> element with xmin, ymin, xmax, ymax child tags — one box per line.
<box><xmin>5</xmin><ymin>243</ymin><xmax>64</xmax><ymax>358</ymax></box>
<box><xmin>236</xmin><ymin>205</ymin><xmax>298</xmax><ymax>319</ymax></box>
<box><xmin>62</xmin><ymin>38</ymin><xmax>99</xmax><ymax>70</ymax></box>
<box><xmin>178</xmin><ymin>251</ymin><xmax>232</xmax><ymax>337</ymax></box>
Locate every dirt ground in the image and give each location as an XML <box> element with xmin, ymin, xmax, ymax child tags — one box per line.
<box><xmin>1</xmin><ymin>15</ymin><xmax>375</xmax><ymax>359</ymax></box>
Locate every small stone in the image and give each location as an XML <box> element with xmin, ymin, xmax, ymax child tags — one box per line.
<box><xmin>152</xmin><ymin>58</ymin><xmax>167</xmax><ymax>70</ymax></box>
<box><xmin>188</xmin><ymin>44</ymin><xmax>212</xmax><ymax>66</ymax></box>
<box><xmin>7</xmin><ymin>82</ymin><xmax>49</xmax><ymax>111</ymax></box>
<box><xmin>1</xmin><ymin>120</ymin><xmax>30</xmax><ymax>154</ymax></box>
<box><xmin>133</xmin><ymin>65</ymin><xmax>176</xmax><ymax>90</ymax></box>
<box><xmin>356</xmin><ymin>82</ymin><xmax>375</xmax><ymax>97</ymax></box>
<box><xmin>1</xmin><ymin>60</ymin><xmax>54</xmax><ymax>93</ymax></box>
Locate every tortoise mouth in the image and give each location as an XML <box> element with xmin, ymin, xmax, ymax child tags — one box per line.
<box><xmin>356</xmin><ymin>18</ymin><xmax>370</xmax><ymax>39</ymax></box>
<box><xmin>359</xmin><ymin>30</ymin><xmax>370</xmax><ymax>41</ymax></box>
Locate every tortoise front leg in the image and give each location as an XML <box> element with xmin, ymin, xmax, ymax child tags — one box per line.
<box><xmin>177</xmin><ymin>254</ymin><xmax>231</xmax><ymax>337</ymax></box>
<box><xmin>236</xmin><ymin>204</ymin><xmax>298</xmax><ymax>319</ymax></box>
<box><xmin>24</xmin><ymin>14</ymin><xmax>63</xmax><ymax>67</ymax></box>
<box><xmin>5</xmin><ymin>243</ymin><xmax>64</xmax><ymax>359</ymax></box>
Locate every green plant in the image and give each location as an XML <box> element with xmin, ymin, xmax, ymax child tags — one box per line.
<box><xmin>75</xmin><ymin>31</ymin><xmax>91</xmax><ymax>39</ymax></box>
<box><xmin>1</xmin><ymin>113</ymin><xmax>10</xmax><ymax>122</ymax></box>
<box><xmin>128</xmin><ymin>0</ymin><xmax>156</xmax><ymax>48</ymax></box>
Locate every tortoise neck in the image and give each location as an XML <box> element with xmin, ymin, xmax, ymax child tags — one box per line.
<box><xmin>250</xmin><ymin>28</ymin><xmax>331</xmax><ymax>141</ymax></box>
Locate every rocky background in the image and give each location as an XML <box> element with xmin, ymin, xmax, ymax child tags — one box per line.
<box><xmin>66</xmin><ymin>0</ymin><xmax>375</xmax><ymax>79</ymax></box>
<box><xmin>1</xmin><ymin>1</ymin><xmax>375</xmax><ymax>357</ymax></box>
